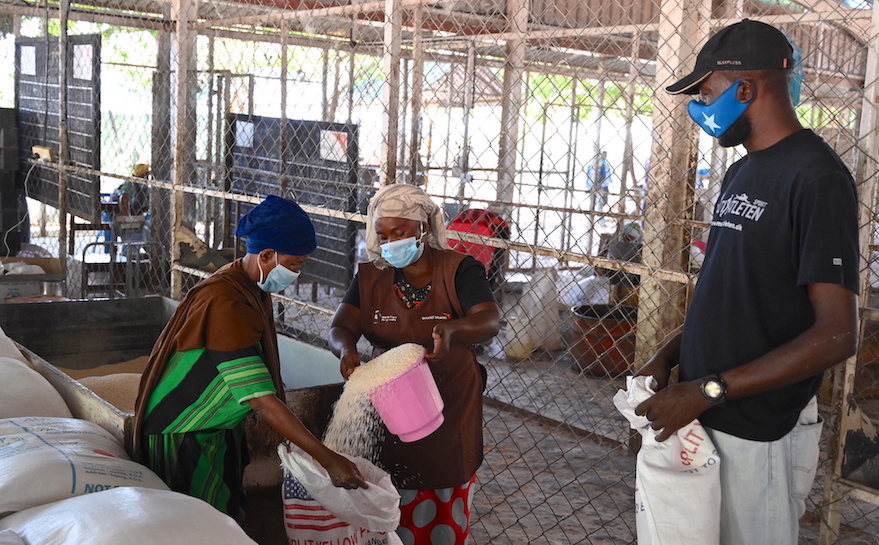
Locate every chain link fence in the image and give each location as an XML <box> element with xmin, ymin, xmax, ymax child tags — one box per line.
<box><xmin>1</xmin><ymin>0</ymin><xmax>879</xmax><ymax>542</ymax></box>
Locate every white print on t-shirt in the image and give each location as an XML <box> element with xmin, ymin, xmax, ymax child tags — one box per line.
<box><xmin>712</xmin><ymin>193</ymin><xmax>768</xmax><ymax>231</ymax></box>
<box><xmin>716</xmin><ymin>193</ymin><xmax>767</xmax><ymax>221</ymax></box>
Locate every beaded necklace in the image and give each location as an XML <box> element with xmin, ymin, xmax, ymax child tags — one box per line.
<box><xmin>394</xmin><ymin>268</ymin><xmax>432</xmax><ymax>309</ymax></box>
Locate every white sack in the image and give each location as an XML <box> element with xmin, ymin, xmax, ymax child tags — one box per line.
<box><xmin>0</xmin><ymin>327</ymin><xmax>28</xmax><ymax>365</ymax></box>
<box><xmin>0</xmin><ymin>417</ymin><xmax>168</xmax><ymax>516</ymax></box>
<box><xmin>278</xmin><ymin>442</ymin><xmax>401</xmax><ymax>533</ymax></box>
<box><xmin>0</xmin><ymin>487</ymin><xmax>257</xmax><ymax>545</ymax></box>
<box><xmin>1</xmin><ymin>262</ymin><xmax>45</xmax><ymax>275</ymax></box>
<box><xmin>0</xmin><ymin>530</ymin><xmax>24</xmax><ymax>545</ymax></box>
<box><xmin>0</xmin><ymin>357</ymin><xmax>71</xmax><ymax>419</ymax></box>
<box><xmin>559</xmin><ymin>272</ymin><xmax>611</xmax><ymax>308</ymax></box>
<box><xmin>614</xmin><ymin>376</ymin><xmax>721</xmax><ymax>545</ymax></box>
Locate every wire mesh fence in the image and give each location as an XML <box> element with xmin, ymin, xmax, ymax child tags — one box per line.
<box><xmin>2</xmin><ymin>0</ymin><xmax>879</xmax><ymax>542</ymax></box>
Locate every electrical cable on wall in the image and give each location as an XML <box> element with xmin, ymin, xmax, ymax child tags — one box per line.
<box><xmin>2</xmin><ymin>159</ymin><xmax>39</xmax><ymax>258</ymax></box>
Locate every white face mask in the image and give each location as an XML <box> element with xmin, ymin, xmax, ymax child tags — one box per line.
<box><xmin>257</xmin><ymin>255</ymin><xmax>300</xmax><ymax>293</ymax></box>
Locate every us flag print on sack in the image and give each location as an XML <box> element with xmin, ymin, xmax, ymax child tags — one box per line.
<box><xmin>282</xmin><ymin>471</ymin><xmax>395</xmax><ymax>545</ymax></box>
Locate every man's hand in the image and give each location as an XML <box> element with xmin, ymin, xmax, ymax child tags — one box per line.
<box><xmin>634</xmin><ymin>380</ymin><xmax>711</xmax><ymax>442</ymax></box>
<box><xmin>634</xmin><ymin>332</ymin><xmax>682</xmax><ymax>390</ymax></box>
<box><xmin>635</xmin><ymin>358</ymin><xmax>673</xmax><ymax>390</ymax></box>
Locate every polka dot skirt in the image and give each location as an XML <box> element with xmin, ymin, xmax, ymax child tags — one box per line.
<box><xmin>396</xmin><ymin>474</ymin><xmax>477</xmax><ymax>545</ymax></box>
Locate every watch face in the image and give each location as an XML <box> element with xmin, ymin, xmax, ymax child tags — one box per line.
<box><xmin>704</xmin><ymin>380</ymin><xmax>724</xmax><ymax>399</ymax></box>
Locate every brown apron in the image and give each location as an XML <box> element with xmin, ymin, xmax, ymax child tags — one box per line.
<box><xmin>359</xmin><ymin>250</ymin><xmax>484</xmax><ymax>490</ymax></box>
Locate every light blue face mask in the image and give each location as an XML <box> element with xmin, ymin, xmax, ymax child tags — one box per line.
<box><xmin>381</xmin><ymin>228</ymin><xmax>425</xmax><ymax>268</ymax></box>
<box><xmin>687</xmin><ymin>79</ymin><xmax>754</xmax><ymax>138</ymax></box>
<box><xmin>257</xmin><ymin>256</ymin><xmax>300</xmax><ymax>293</ymax></box>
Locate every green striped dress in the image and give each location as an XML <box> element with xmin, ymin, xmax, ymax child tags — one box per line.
<box><xmin>142</xmin><ymin>344</ymin><xmax>276</xmax><ymax>520</ymax></box>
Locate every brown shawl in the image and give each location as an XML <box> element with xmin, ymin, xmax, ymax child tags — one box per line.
<box><xmin>129</xmin><ymin>259</ymin><xmax>283</xmax><ymax>459</ymax></box>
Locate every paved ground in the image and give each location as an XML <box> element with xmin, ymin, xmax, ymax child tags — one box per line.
<box><xmin>475</xmin><ymin>352</ymin><xmax>879</xmax><ymax>544</ymax></box>
<box><xmin>244</xmin><ymin>282</ymin><xmax>879</xmax><ymax>544</ymax></box>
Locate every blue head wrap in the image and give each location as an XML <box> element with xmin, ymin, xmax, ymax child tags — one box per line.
<box><xmin>235</xmin><ymin>195</ymin><xmax>317</xmax><ymax>256</ymax></box>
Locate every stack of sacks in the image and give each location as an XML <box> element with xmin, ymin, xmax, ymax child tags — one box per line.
<box><xmin>0</xmin><ymin>357</ymin><xmax>71</xmax><ymax>419</ymax></box>
<box><xmin>0</xmin><ymin>328</ymin><xmax>256</xmax><ymax>543</ymax></box>
<box><xmin>0</xmin><ymin>417</ymin><xmax>169</xmax><ymax>517</ymax></box>
<box><xmin>0</xmin><ymin>487</ymin><xmax>259</xmax><ymax>545</ymax></box>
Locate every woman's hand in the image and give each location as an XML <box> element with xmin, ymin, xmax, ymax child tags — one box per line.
<box><xmin>426</xmin><ymin>323</ymin><xmax>452</xmax><ymax>361</ymax></box>
<box><xmin>340</xmin><ymin>349</ymin><xmax>362</xmax><ymax>379</ymax></box>
<box><xmin>248</xmin><ymin>394</ymin><xmax>367</xmax><ymax>488</ymax></box>
<box><xmin>426</xmin><ymin>303</ymin><xmax>501</xmax><ymax>362</ymax></box>
<box><xmin>319</xmin><ymin>451</ymin><xmax>369</xmax><ymax>489</ymax></box>
<box><xmin>329</xmin><ymin>303</ymin><xmax>364</xmax><ymax>379</ymax></box>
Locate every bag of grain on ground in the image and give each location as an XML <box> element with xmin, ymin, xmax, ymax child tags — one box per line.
<box><xmin>0</xmin><ymin>417</ymin><xmax>168</xmax><ymax>516</ymax></box>
<box><xmin>279</xmin><ymin>442</ymin><xmax>402</xmax><ymax>545</ymax></box>
<box><xmin>0</xmin><ymin>487</ymin><xmax>258</xmax><ymax>545</ymax></box>
<box><xmin>0</xmin><ymin>357</ymin><xmax>71</xmax><ymax>419</ymax></box>
<box><xmin>614</xmin><ymin>376</ymin><xmax>721</xmax><ymax>545</ymax></box>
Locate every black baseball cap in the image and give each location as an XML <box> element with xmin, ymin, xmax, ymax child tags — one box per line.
<box><xmin>666</xmin><ymin>19</ymin><xmax>794</xmax><ymax>95</ymax></box>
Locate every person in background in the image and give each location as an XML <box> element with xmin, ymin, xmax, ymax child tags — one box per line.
<box><xmin>133</xmin><ymin>195</ymin><xmax>366</xmax><ymax>521</ymax></box>
<box><xmin>103</xmin><ymin>163</ymin><xmax>151</xmax><ymax>253</ymax></box>
<box><xmin>329</xmin><ymin>183</ymin><xmax>501</xmax><ymax>545</ymax></box>
<box><xmin>586</xmin><ymin>150</ymin><xmax>612</xmax><ymax>212</ymax></box>
<box><xmin>116</xmin><ymin>163</ymin><xmax>151</xmax><ymax>217</ymax></box>
<box><xmin>634</xmin><ymin>20</ymin><xmax>858</xmax><ymax>544</ymax></box>
<box><xmin>604</xmin><ymin>222</ymin><xmax>642</xmax><ymax>305</ymax></box>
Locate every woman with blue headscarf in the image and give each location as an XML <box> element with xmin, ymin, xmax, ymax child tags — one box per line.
<box><xmin>133</xmin><ymin>195</ymin><xmax>366</xmax><ymax>521</ymax></box>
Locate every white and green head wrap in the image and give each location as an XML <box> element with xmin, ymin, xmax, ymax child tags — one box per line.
<box><xmin>365</xmin><ymin>184</ymin><xmax>451</xmax><ymax>269</ymax></box>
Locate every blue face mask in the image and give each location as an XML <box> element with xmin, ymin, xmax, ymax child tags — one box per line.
<box><xmin>381</xmin><ymin>228</ymin><xmax>425</xmax><ymax>268</ymax></box>
<box><xmin>687</xmin><ymin>79</ymin><xmax>754</xmax><ymax>138</ymax></box>
<box><xmin>257</xmin><ymin>256</ymin><xmax>300</xmax><ymax>293</ymax></box>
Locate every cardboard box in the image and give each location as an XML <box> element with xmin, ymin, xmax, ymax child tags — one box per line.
<box><xmin>0</xmin><ymin>257</ymin><xmax>65</xmax><ymax>302</ymax></box>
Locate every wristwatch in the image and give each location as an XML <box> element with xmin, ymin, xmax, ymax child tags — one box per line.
<box><xmin>700</xmin><ymin>374</ymin><xmax>727</xmax><ymax>406</ymax></box>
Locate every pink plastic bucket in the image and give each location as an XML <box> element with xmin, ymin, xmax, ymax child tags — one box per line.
<box><xmin>370</xmin><ymin>358</ymin><xmax>444</xmax><ymax>442</ymax></box>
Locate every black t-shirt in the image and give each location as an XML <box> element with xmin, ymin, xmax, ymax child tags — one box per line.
<box><xmin>342</xmin><ymin>254</ymin><xmax>495</xmax><ymax>313</ymax></box>
<box><xmin>680</xmin><ymin>130</ymin><xmax>859</xmax><ymax>441</ymax></box>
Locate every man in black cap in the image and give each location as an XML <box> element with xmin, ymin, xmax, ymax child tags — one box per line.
<box><xmin>635</xmin><ymin>20</ymin><xmax>859</xmax><ymax>543</ymax></box>
<box><xmin>134</xmin><ymin>195</ymin><xmax>366</xmax><ymax>522</ymax></box>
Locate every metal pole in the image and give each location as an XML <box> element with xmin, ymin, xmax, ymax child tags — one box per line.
<box><xmin>820</xmin><ymin>2</ymin><xmax>879</xmax><ymax>541</ymax></box>
<box><xmin>57</xmin><ymin>0</ymin><xmax>69</xmax><ymax>266</ymax></box>
<box><xmin>280</xmin><ymin>20</ymin><xmax>289</xmax><ymax>194</ymax></box>
<box><xmin>495</xmin><ymin>0</ymin><xmax>527</xmax><ymax>219</ymax></box>
<box><xmin>170</xmin><ymin>0</ymin><xmax>198</xmax><ymax>297</ymax></box>
<box><xmin>379</xmin><ymin>0</ymin><xmax>402</xmax><ymax>186</ymax></box>
<box><xmin>634</xmin><ymin>0</ymin><xmax>709</xmax><ymax>367</ymax></box>
<box><xmin>408</xmin><ymin>6</ymin><xmax>424</xmax><ymax>186</ymax></box>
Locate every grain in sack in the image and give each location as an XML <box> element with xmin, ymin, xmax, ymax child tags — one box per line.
<box><xmin>0</xmin><ymin>487</ymin><xmax>257</xmax><ymax>545</ymax></box>
<box><xmin>278</xmin><ymin>442</ymin><xmax>402</xmax><ymax>545</ymax></box>
<box><xmin>614</xmin><ymin>375</ymin><xmax>721</xmax><ymax>545</ymax></box>
<box><xmin>0</xmin><ymin>417</ymin><xmax>168</xmax><ymax>516</ymax></box>
<box><xmin>0</xmin><ymin>357</ymin><xmax>71</xmax><ymax>419</ymax></box>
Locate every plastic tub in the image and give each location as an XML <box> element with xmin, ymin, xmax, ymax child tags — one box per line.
<box><xmin>370</xmin><ymin>358</ymin><xmax>444</xmax><ymax>442</ymax></box>
<box><xmin>571</xmin><ymin>304</ymin><xmax>637</xmax><ymax>378</ymax></box>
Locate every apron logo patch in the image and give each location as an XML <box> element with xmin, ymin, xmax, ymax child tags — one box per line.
<box><xmin>373</xmin><ymin>310</ymin><xmax>398</xmax><ymax>323</ymax></box>
<box><xmin>421</xmin><ymin>313</ymin><xmax>452</xmax><ymax>321</ymax></box>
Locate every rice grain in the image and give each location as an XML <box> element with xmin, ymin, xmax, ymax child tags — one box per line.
<box><xmin>323</xmin><ymin>343</ymin><xmax>425</xmax><ymax>461</ymax></box>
